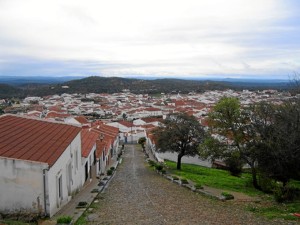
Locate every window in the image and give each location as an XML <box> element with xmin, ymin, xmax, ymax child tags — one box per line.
<box><xmin>58</xmin><ymin>175</ymin><xmax>62</xmax><ymax>200</ymax></box>
<box><xmin>75</xmin><ymin>150</ymin><xmax>78</xmax><ymax>170</ymax></box>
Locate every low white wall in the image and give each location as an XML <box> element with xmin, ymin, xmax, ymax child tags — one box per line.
<box><xmin>157</xmin><ymin>152</ymin><xmax>212</xmax><ymax>167</ymax></box>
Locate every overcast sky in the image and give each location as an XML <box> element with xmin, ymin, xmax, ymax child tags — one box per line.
<box><xmin>0</xmin><ymin>0</ymin><xmax>299</xmax><ymax>79</ymax></box>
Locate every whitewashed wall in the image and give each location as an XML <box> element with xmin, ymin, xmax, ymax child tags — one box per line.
<box><xmin>81</xmin><ymin>144</ymin><xmax>96</xmax><ymax>185</ymax></box>
<box><xmin>46</xmin><ymin>132</ymin><xmax>82</xmax><ymax>217</ymax></box>
<box><xmin>0</xmin><ymin>158</ymin><xmax>48</xmax><ymax>215</ymax></box>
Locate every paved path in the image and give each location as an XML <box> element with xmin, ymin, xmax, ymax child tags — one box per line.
<box><xmin>87</xmin><ymin>145</ymin><xmax>293</xmax><ymax>225</ymax></box>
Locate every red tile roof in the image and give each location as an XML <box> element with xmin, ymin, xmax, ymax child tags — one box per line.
<box><xmin>142</xmin><ymin>117</ymin><xmax>163</xmax><ymax>124</ymax></box>
<box><xmin>81</xmin><ymin>129</ymin><xmax>99</xmax><ymax>158</ymax></box>
<box><xmin>144</xmin><ymin>107</ymin><xmax>161</xmax><ymax>112</ymax></box>
<box><xmin>118</xmin><ymin>120</ymin><xmax>133</xmax><ymax>128</ymax></box>
<box><xmin>46</xmin><ymin>111</ymin><xmax>71</xmax><ymax>119</ymax></box>
<box><xmin>0</xmin><ymin>115</ymin><xmax>81</xmax><ymax>167</ymax></box>
<box><xmin>75</xmin><ymin>116</ymin><xmax>89</xmax><ymax>124</ymax></box>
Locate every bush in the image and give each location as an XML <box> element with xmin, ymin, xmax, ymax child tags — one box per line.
<box><xmin>107</xmin><ymin>169</ymin><xmax>113</xmax><ymax>176</ymax></box>
<box><xmin>181</xmin><ymin>178</ymin><xmax>189</xmax><ymax>184</ymax></box>
<box><xmin>110</xmin><ymin>166</ymin><xmax>115</xmax><ymax>171</ymax></box>
<box><xmin>57</xmin><ymin>216</ymin><xmax>72</xmax><ymax>224</ymax></box>
<box><xmin>221</xmin><ymin>192</ymin><xmax>234</xmax><ymax>200</ymax></box>
<box><xmin>148</xmin><ymin>160</ymin><xmax>156</xmax><ymax>167</ymax></box>
<box><xmin>194</xmin><ymin>184</ymin><xmax>203</xmax><ymax>189</ymax></box>
<box><xmin>224</xmin><ymin>155</ymin><xmax>243</xmax><ymax>176</ymax></box>
<box><xmin>161</xmin><ymin>169</ymin><xmax>166</xmax><ymax>174</ymax></box>
<box><xmin>155</xmin><ymin>164</ymin><xmax>163</xmax><ymax>171</ymax></box>
<box><xmin>78</xmin><ymin>201</ymin><xmax>88</xmax><ymax>207</ymax></box>
<box><xmin>258</xmin><ymin>174</ymin><xmax>276</xmax><ymax>193</ymax></box>
<box><xmin>172</xmin><ymin>176</ymin><xmax>179</xmax><ymax>180</ymax></box>
<box><xmin>274</xmin><ymin>186</ymin><xmax>300</xmax><ymax>203</ymax></box>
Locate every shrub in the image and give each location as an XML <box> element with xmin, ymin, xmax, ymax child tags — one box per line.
<box><xmin>224</xmin><ymin>155</ymin><xmax>243</xmax><ymax>176</ymax></box>
<box><xmin>181</xmin><ymin>178</ymin><xmax>189</xmax><ymax>184</ymax></box>
<box><xmin>155</xmin><ymin>164</ymin><xmax>163</xmax><ymax>171</ymax></box>
<box><xmin>161</xmin><ymin>169</ymin><xmax>166</xmax><ymax>174</ymax></box>
<box><xmin>194</xmin><ymin>184</ymin><xmax>203</xmax><ymax>189</ymax></box>
<box><xmin>78</xmin><ymin>201</ymin><xmax>88</xmax><ymax>207</ymax></box>
<box><xmin>274</xmin><ymin>186</ymin><xmax>300</xmax><ymax>203</ymax></box>
<box><xmin>107</xmin><ymin>169</ymin><xmax>113</xmax><ymax>176</ymax></box>
<box><xmin>148</xmin><ymin>160</ymin><xmax>156</xmax><ymax>166</ymax></box>
<box><xmin>258</xmin><ymin>173</ymin><xmax>276</xmax><ymax>193</ymax></box>
<box><xmin>110</xmin><ymin>166</ymin><xmax>115</xmax><ymax>171</ymax></box>
<box><xmin>57</xmin><ymin>216</ymin><xmax>72</xmax><ymax>224</ymax></box>
<box><xmin>172</xmin><ymin>176</ymin><xmax>179</xmax><ymax>180</ymax></box>
<box><xmin>221</xmin><ymin>192</ymin><xmax>234</xmax><ymax>200</ymax></box>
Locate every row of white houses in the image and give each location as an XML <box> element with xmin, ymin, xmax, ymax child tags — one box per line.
<box><xmin>0</xmin><ymin>114</ymin><xmax>120</xmax><ymax>217</ymax></box>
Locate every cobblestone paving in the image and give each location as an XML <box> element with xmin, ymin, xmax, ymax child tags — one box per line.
<box><xmin>88</xmin><ymin>145</ymin><xmax>295</xmax><ymax>225</ymax></box>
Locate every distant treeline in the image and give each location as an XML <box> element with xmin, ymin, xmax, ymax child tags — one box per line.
<box><xmin>0</xmin><ymin>76</ymin><xmax>290</xmax><ymax>99</ymax></box>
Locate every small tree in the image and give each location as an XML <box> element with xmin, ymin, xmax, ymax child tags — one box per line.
<box><xmin>257</xmin><ymin>99</ymin><xmax>300</xmax><ymax>187</ymax></box>
<box><xmin>138</xmin><ymin>137</ymin><xmax>146</xmax><ymax>150</ymax></box>
<box><xmin>153</xmin><ymin>113</ymin><xmax>205</xmax><ymax>170</ymax></box>
<box><xmin>199</xmin><ymin>97</ymin><xmax>261</xmax><ymax>188</ymax></box>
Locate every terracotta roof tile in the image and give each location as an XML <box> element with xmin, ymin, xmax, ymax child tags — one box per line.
<box><xmin>75</xmin><ymin>116</ymin><xmax>89</xmax><ymax>124</ymax></box>
<box><xmin>0</xmin><ymin>115</ymin><xmax>81</xmax><ymax>167</ymax></box>
<box><xmin>81</xmin><ymin>129</ymin><xmax>99</xmax><ymax>158</ymax></box>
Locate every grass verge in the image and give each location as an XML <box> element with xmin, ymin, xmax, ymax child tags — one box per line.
<box><xmin>165</xmin><ymin>160</ymin><xmax>260</xmax><ymax>196</ymax></box>
<box><xmin>164</xmin><ymin>160</ymin><xmax>300</xmax><ymax>222</ymax></box>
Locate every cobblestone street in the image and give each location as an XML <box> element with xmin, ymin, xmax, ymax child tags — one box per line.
<box><xmin>87</xmin><ymin>145</ymin><xmax>294</xmax><ymax>225</ymax></box>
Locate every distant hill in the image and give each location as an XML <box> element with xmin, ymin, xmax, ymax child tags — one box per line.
<box><xmin>0</xmin><ymin>76</ymin><xmax>84</xmax><ymax>86</ymax></box>
<box><xmin>0</xmin><ymin>84</ymin><xmax>25</xmax><ymax>98</ymax></box>
<box><xmin>0</xmin><ymin>76</ymin><xmax>291</xmax><ymax>98</ymax></box>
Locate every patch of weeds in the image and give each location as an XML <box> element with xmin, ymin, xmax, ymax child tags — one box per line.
<box><xmin>57</xmin><ymin>215</ymin><xmax>72</xmax><ymax>224</ymax></box>
<box><xmin>148</xmin><ymin>160</ymin><xmax>156</xmax><ymax>167</ymax></box>
<box><xmin>155</xmin><ymin>164</ymin><xmax>163</xmax><ymax>171</ymax></box>
<box><xmin>194</xmin><ymin>184</ymin><xmax>203</xmax><ymax>189</ymax></box>
<box><xmin>221</xmin><ymin>192</ymin><xmax>234</xmax><ymax>200</ymax></box>
<box><xmin>89</xmin><ymin>202</ymin><xmax>99</xmax><ymax>209</ymax></box>
<box><xmin>181</xmin><ymin>179</ymin><xmax>189</xmax><ymax>184</ymax></box>
<box><xmin>76</xmin><ymin>201</ymin><xmax>88</xmax><ymax>208</ymax></box>
<box><xmin>91</xmin><ymin>188</ymin><xmax>99</xmax><ymax>193</ymax></box>
<box><xmin>74</xmin><ymin>212</ymin><xmax>87</xmax><ymax>225</ymax></box>
<box><xmin>107</xmin><ymin>169</ymin><xmax>113</xmax><ymax>176</ymax></box>
<box><xmin>172</xmin><ymin>176</ymin><xmax>179</xmax><ymax>180</ymax></box>
<box><xmin>246</xmin><ymin>203</ymin><xmax>300</xmax><ymax>221</ymax></box>
<box><xmin>161</xmin><ymin>169</ymin><xmax>166</xmax><ymax>174</ymax></box>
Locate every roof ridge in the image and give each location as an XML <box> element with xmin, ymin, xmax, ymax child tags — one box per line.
<box><xmin>1</xmin><ymin>114</ymin><xmax>82</xmax><ymax>128</ymax></box>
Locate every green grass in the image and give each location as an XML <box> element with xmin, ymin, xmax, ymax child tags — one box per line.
<box><xmin>246</xmin><ymin>202</ymin><xmax>300</xmax><ymax>221</ymax></box>
<box><xmin>74</xmin><ymin>212</ymin><xmax>88</xmax><ymax>225</ymax></box>
<box><xmin>165</xmin><ymin>160</ymin><xmax>300</xmax><ymax>221</ymax></box>
<box><xmin>57</xmin><ymin>215</ymin><xmax>72</xmax><ymax>224</ymax></box>
<box><xmin>165</xmin><ymin>160</ymin><xmax>261</xmax><ymax>196</ymax></box>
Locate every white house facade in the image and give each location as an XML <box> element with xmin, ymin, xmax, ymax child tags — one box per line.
<box><xmin>0</xmin><ymin>115</ymin><xmax>83</xmax><ymax>217</ymax></box>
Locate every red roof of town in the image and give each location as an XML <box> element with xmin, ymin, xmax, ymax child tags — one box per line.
<box><xmin>118</xmin><ymin>120</ymin><xmax>133</xmax><ymax>128</ymax></box>
<box><xmin>81</xmin><ymin>129</ymin><xmax>99</xmax><ymax>158</ymax></box>
<box><xmin>144</xmin><ymin>107</ymin><xmax>161</xmax><ymax>111</ymax></box>
<box><xmin>46</xmin><ymin>111</ymin><xmax>71</xmax><ymax>119</ymax></box>
<box><xmin>75</xmin><ymin>116</ymin><xmax>89</xmax><ymax>124</ymax></box>
<box><xmin>0</xmin><ymin>115</ymin><xmax>81</xmax><ymax>167</ymax></box>
<box><xmin>142</xmin><ymin>117</ymin><xmax>163</xmax><ymax>124</ymax></box>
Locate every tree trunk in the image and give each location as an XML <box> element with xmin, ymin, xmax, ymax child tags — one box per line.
<box><xmin>177</xmin><ymin>152</ymin><xmax>184</xmax><ymax>170</ymax></box>
<box><xmin>251</xmin><ymin>165</ymin><xmax>260</xmax><ymax>190</ymax></box>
